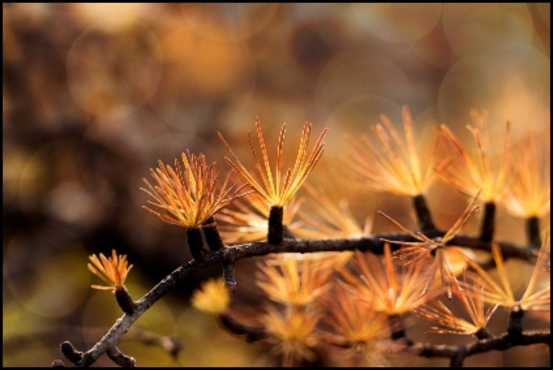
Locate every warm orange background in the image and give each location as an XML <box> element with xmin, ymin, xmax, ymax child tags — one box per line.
<box><xmin>3</xmin><ymin>3</ymin><xmax>550</xmax><ymax>367</ymax></box>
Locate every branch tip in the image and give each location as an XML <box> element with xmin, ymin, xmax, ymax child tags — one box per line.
<box><xmin>218</xmin><ymin>312</ymin><xmax>267</xmax><ymax>342</ymax></box>
<box><xmin>475</xmin><ymin>327</ymin><xmax>493</xmax><ymax>340</ymax></box>
<box><xmin>107</xmin><ymin>346</ymin><xmax>136</xmax><ymax>368</ymax></box>
<box><xmin>60</xmin><ymin>341</ymin><xmax>83</xmax><ymax>364</ymax></box>
<box><xmin>52</xmin><ymin>359</ymin><xmax>65</xmax><ymax>368</ymax></box>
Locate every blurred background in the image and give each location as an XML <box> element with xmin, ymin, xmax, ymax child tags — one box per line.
<box><xmin>3</xmin><ymin>3</ymin><xmax>551</xmax><ymax>367</ymax></box>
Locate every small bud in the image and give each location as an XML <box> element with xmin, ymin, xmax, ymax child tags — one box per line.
<box><xmin>268</xmin><ymin>206</ymin><xmax>284</xmax><ymax>244</ymax></box>
<box><xmin>115</xmin><ymin>286</ymin><xmax>137</xmax><ymax>315</ymax></box>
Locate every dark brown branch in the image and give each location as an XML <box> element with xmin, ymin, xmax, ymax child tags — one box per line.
<box><xmin>126</xmin><ymin>329</ymin><xmax>182</xmax><ymax>358</ymax></box>
<box><xmin>388</xmin><ymin>314</ymin><xmax>411</xmax><ymax>344</ymax></box>
<box><xmin>413</xmin><ymin>194</ymin><xmax>435</xmax><ymax>230</ymax></box>
<box><xmin>60</xmin><ymin>341</ymin><xmax>83</xmax><ymax>365</ymax></box>
<box><xmin>203</xmin><ymin>217</ymin><xmax>225</xmax><ymax>252</ymax></box>
<box><xmin>115</xmin><ymin>286</ymin><xmax>137</xmax><ymax>315</ymax></box>
<box><xmin>480</xmin><ymin>202</ymin><xmax>496</xmax><ymax>243</ymax></box>
<box><xmin>474</xmin><ymin>327</ymin><xmax>493</xmax><ymax>340</ymax></box>
<box><xmin>223</xmin><ymin>248</ymin><xmax>237</xmax><ymax>292</ymax></box>
<box><xmin>268</xmin><ymin>206</ymin><xmax>284</xmax><ymax>244</ymax></box>
<box><xmin>218</xmin><ymin>312</ymin><xmax>267</xmax><ymax>342</ymax></box>
<box><xmin>59</xmin><ymin>230</ymin><xmax>540</xmax><ymax>367</ymax></box>
<box><xmin>106</xmin><ymin>346</ymin><xmax>136</xmax><ymax>367</ymax></box>
<box><xmin>526</xmin><ymin>216</ymin><xmax>541</xmax><ymax>247</ymax></box>
<box><xmin>507</xmin><ymin>306</ymin><xmax>524</xmax><ymax>338</ymax></box>
<box><xmin>187</xmin><ymin>228</ymin><xmax>206</xmax><ymax>262</ymax></box>
<box><xmin>412</xmin><ymin>331</ymin><xmax>551</xmax><ymax>362</ymax></box>
<box><xmin>446</xmin><ymin>235</ymin><xmax>535</xmax><ymax>260</ymax></box>
<box><xmin>449</xmin><ymin>352</ymin><xmax>465</xmax><ymax>368</ymax></box>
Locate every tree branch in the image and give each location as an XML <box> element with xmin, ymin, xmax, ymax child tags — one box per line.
<box><xmin>126</xmin><ymin>329</ymin><xmax>182</xmax><ymax>358</ymax></box>
<box><xmin>480</xmin><ymin>202</ymin><xmax>496</xmax><ymax>243</ymax></box>
<box><xmin>106</xmin><ymin>346</ymin><xmax>136</xmax><ymax>368</ymax></box>
<box><xmin>218</xmin><ymin>312</ymin><xmax>267</xmax><ymax>342</ymax></box>
<box><xmin>526</xmin><ymin>216</ymin><xmax>541</xmax><ymax>247</ymax></box>
<box><xmin>59</xmin><ymin>229</ymin><xmax>541</xmax><ymax>367</ymax></box>
<box><xmin>412</xmin><ymin>330</ymin><xmax>551</xmax><ymax>367</ymax></box>
<box><xmin>413</xmin><ymin>194</ymin><xmax>435</xmax><ymax>230</ymax></box>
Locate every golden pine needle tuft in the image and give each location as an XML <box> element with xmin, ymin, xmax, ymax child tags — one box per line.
<box><xmin>344</xmin><ymin>106</ymin><xmax>437</xmax><ymax>196</ymax></box>
<box><xmin>322</xmin><ymin>288</ymin><xmax>388</xmax><ymax>348</ymax></box>
<box><xmin>141</xmin><ymin>151</ymin><xmax>249</xmax><ymax>229</ymax></box>
<box><xmin>218</xmin><ymin>118</ymin><xmax>328</xmax><ymax>207</ymax></box>
<box><xmin>294</xmin><ymin>184</ymin><xmax>373</xmax><ymax>239</ymax></box>
<box><xmin>499</xmin><ymin>133</ymin><xmax>551</xmax><ymax>218</ymax></box>
<box><xmin>260</xmin><ymin>305</ymin><xmax>320</xmax><ymax>367</ymax></box>
<box><xmin>463</xmin><ymin>232</ymin><xmax>551</xmax><ymax>310</ymax></box>
<box><xmin>435</xmin><ymin>110</ymin><xmax>511</xmax><ymax>203</ymax></box>
<box><xmin>256</xmin><ymin>254</ymin><xmax>334</xmax><ymax>307</ymax></box>
<box><xmin>88</xmin><ymin>249</ymin><xmax>133</xmax><ymax>291</ymax></box>
<box><xmin>413</xmin><ymin>274</ymin><xmax>498</xmax><ymax>337</ymax></box>
<box><xmin>379</xmin><ymin>191</ymin><xmax>481</xmax><ymax>299</ymax></box>
<box><xmin>216</xmin><ymin>192</ymin><xmax>303</xmax><ymax>244</ymax></box>
<box><xmin>339</xmin><ymin>244</ymin><xmax>433</xmax><ymax>315</ymax></box>
<box><xmin>191</xmin><ymin>277</ymin><xmax>231</xmax><ymax>315</ymax></box>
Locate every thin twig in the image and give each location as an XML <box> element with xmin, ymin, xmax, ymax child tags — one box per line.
<box><xmin>126</xmin><ymin>329</ymin><xmax>182</xmax><ymax>358</ymax></box>
<box><xmin>507</xmin><ymin>306</ymin><xmax>524</xmax><ymax>338</ymax></box>
<box><xmin>106</xmin><ymin>346</ymin><xmax>136</xmax><ymax>367</ymax></box>
<box><xmin>203</xmin><ymin>217</ymin><xmax>225</xmax><ymax>252</ymax></box>
<box><xmin>412</xmin><ymin>330</ymin><xmax>550</xmax><ymax>360</ymax></box>
<box><xmin>223</xmin><ymin>248</ymin><xmax>237</xmax><ymax>292</ymax></box>
<box><xmin>413</xmin><ymin>194</ymin><xmax>435</xmax><ymax>230</ymax></box>
<box><xmin>526</xmin><ymin>216</ymin><xmax>541</xmax><ymax>247</ymax></box>
<box><xmin>218</xmin><ymin>312</ymin><xmax>267</xmax><ymax>342</ymax></box>
<box><xmin>480</xmin><ymin>202</ymin><xmax>496</xmax><ymax>243</ymax></box>
<box><xmin>268</xmin><ymin>206</ymin><xmax>284</xmax><ymax>244</ymax></box>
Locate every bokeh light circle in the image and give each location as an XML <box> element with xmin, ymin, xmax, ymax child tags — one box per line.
<box><xmin>18</xmin><ymin>139</ymin><xmax>103</xmax><ymax>243</ymax></box>
<box><xmin>442</xmin><ymin>3</ymin><xmax>533</xmax><ymax>58</ymax></box>
<box><xmin>180</xmin><ymin>3</ymin><xmax>278</xmax><ymax>42</ymax></box>
<box><xmin>175</xmin><ymin>308</ymin><xmax>256</xmax><ymax>367</ymax></box>
<box><xmin>78</xmin><ymin>107</ymin><xmax>171</xmax><ymax>208</ymax></box>
<box><xmin>349</xmin><ymin>3</ymin><xmax>442</xmax><ymax>44</ymax></box>
<box><xmin>438</xmin><ymin>46</ymin><xmax>550</xmax><ymax>138</ymax></box>
<box><xmin>67</xmin><ymin>22</ymin><xmax>163</xmax><ymax>116</ymax></box>
<box><xmin>3</xmin><ymin>334</ymin><xmax>53</xmax><ymax>367</ymax></box>
<box><xmin>5</xmin><ymin>236</ymin><xmax>90</xmax><ymax>318</ymax></box>
<box><xmin>157</xmin><ymin>26</ymin><xmax>255</xmax><ymax>99</ymax></box>
<box><xmin>71</xmin><ymin>3</ymin><xmax>150</xmax><ymax>33</ymax></box>
<box><xmin>316</xmin><ymin>51</ymin><xmax>414</xmax><ymax>119</ymax></box>
<box><xmin>323</xmin><ymin>95</ymin><xmax>402</xmax><ymax>149</ymax></box>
